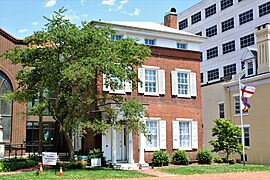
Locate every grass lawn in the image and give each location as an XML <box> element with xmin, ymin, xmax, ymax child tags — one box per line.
<box><xmin>159</xmin><ymin>164</ymin><xmax>270</xmax><ymax>175</ymax></box>
<box><xmin>0</xmin><ymin>168</ymin><xmax>153</xmax><ymax>180</ymax></box>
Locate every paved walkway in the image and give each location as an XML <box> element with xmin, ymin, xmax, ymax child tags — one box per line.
<box><xmin>131</xmin><ymin>169</ymin><xmax>270</xmax><ymax>180</ymax></box>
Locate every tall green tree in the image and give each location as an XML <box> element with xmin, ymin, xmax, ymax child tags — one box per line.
<box><xmin>209</xmin><ymin>118</ymin><xmax>242</xmax><ymax>161</ymax></box>
<box><xmin>1</xmin><ymin>8</ymin><xmax>150</xmax><ymax>160</ymax></box>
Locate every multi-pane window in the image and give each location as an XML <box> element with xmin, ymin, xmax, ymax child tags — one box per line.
<box><xmin>177</xmin><ymin>72</ymin><xmax>189</xmax><ymax>96</ymax></box>
<box><xmin>234</xmin><ymin>96</ymin><xmax>248</xmax><ymax>114</ymax></box>
<box><xmin>219</xmin><ymin>103</ymin><xmax>225</xmax><ymax>118</ymax></box>
<box><xmin>145</xmin><ymin>39</ymin><xmax>156</xmax><ymax>45</ymax></box>
<box><xmin>111</xmin><ymin>35</ymin><xmax>123</xmax><ymax>40</ymax></box>
<box><xmin>195</xmin><ymin>32</ymin><xmax>202</xmax><ymax>36</ymax></box>
<box><xmin>207</xmin><ymin>68</ymin><xmax>219</xmax><ymax>81</ymax></box>
<box><xmin>191</xmin><ymin>12</ymin><xmax>201</xmax><ymax>24</ymax></box>
<box><xmin>205</xmin><ymin>4</ymin><xmax>216</xmax><ymax>18</ymax></box>
<box><xmin>221</xmin><ymin>0</ymin><xmax>233</xmax><ymax>11</ymax></box>
<box><xmin>238</xmin><ymin>126</ymin><xmax>250</xmax><ymax>147</ymax></box>
<box><xmin>200</xmin><ymin>52</ymin><xmax>203</xmax><ymax>62</ymax></box>
<box><xmin>200</xmin><ymin>73</ymin><xmax>204</xmax><ymax>83</ymax></box>
<box><xmin>27</xmin><ymin>90</ymin><xmax>50</xmax><ymax>116</ymax></box>
<box><xmin>222</xmin><ymin>40</ymin><xmax>235</xmax><ymax>54</ymax></box>
<box><xmin>179</xmin><ymin>19</ymin><xmax>188</xmax><ymax>30</ymax></box>
<box><xmin>145</xmin><ymin>69</ymin><xmax>157</xmax><ymax>93</ymax></box>
<box><xmin>179</xmin><ymin>121</ymin><xmax>191</xmax><ymax>149</ymax></box>
<box><xmin>259</xmin><ymin>1</ymin><xmax>270</xmax><ymax>17</ymax></box>
<box><xmin>206</xmin><ymin>25</ymin><xmax>217</xmax><ymax>37</ymax></box>
<box><xmin>240</xmin><ymin>34</ymin><xmax>255</xmax><ymax>48</ymax></box>
<box><xmin>146</xmin><ymin>121</ymin><xmax>158</xmax><ymax>149</ymax></box>
<box><xmin>177</xmin><ymin>43</ymin><xmax>188</xmax><ymax>49</ymax></box>
<box><xmin>223</xmin><ymin>63</ymin><xmax>237</xmax><ymax>77</ymax></box>
<box><xmin>26</xmin><ymin>122</ymin><xmax>55</xmax><ymax>152</ymax></box>
<box><xmin>207</xmin><ymin>46</ymin><xmax>218</xmax><ymax>59</ymax></box>
<box><xmin>247</xmin><ymin>61</ymin><xmax>254</xmax><ymax>76</ymax></box>
<box><xmin>239</xmin><ymin>9</ymin><xmax>253</xmax><ymax>25</ymax></box>
<box><xmin>0</xmin><ymin>72</ymin><xmax>12</xmax><ymax>142</ymax></box>
<box><xmin>234</xmin><ymin>96</ymin><xmax>241</xmax><ymax>114</ymax></box>
<box><xmin>222</xmin><ymin>18</ymin><xmax>234</xmax><ymax>32</ymax></box>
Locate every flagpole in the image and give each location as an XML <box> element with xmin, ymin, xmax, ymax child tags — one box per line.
<box><xmin>238</xmin><ymin>77</ymin><xmax>246</xmax><ymax>166</ymax></box>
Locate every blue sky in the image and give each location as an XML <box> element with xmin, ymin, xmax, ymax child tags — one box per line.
<box><xmin>0</xmin><ymin>0</ymin><xmax>200</xmax><ymax>39</ymax></box>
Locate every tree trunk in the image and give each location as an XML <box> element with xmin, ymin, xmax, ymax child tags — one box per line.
<box><xmin>63</xmin><ymin>131</ymin><xmax>75</xmax><ymax>161</ymax></box>
<box><xmin>38</xmin><ymin>90</ymin><xmax>43</xmax><ymax>155</ymax></box>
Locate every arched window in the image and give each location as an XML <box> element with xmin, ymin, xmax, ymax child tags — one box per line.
<box><xmin>0</xmin><ymin>71</ymin><xmax>12</xmax><ymax>142</ymax></box>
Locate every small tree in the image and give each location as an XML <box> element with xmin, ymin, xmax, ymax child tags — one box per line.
<box><xmin>209</xmin><ymin>118</ymin><xmax>242</xmax><ymax>161</ymax></box>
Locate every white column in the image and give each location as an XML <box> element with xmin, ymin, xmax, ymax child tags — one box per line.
<box><xmin>128</xmin><ymin>132</ymin><xmax>134</xmax><ymax>163</ymax></box>
<box><xmin>139</xmin><ymin>133</ymin><xmax>145</xmax><ymax>164</ymax></box>
<box><xmin>121</xmin><ymin>126</ymin><xmax>125</xmax><ymax>161</ymax></box>
<box><xmin>111</xmin><ymin>128</ymin><xmax>117</xmax><ymax>164</ymax></box>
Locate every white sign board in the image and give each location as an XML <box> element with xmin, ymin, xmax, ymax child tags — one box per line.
<box><xmin>42</xmin><ymin>152</ymin><xmax>57</xmax><ymax>165</ymax></box>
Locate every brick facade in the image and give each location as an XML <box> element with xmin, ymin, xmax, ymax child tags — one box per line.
<box><xmin>0</xmin><ymin>29</ymin><xmax>27</xmax><ymax>149</ymax></box>
<box><xmin>132</xmin><ymin>46</ymin><xmax>202</xmax><ymax>162</ymax></box>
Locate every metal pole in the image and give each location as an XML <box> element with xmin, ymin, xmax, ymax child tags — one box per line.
<box><xmin>238</xmin><ymin>77</ymin><xmax>246</xmax><ymax>166</ymax></box>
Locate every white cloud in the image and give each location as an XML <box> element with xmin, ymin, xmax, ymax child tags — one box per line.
<box><xmin>63</xmin><ymin>9</ymin><xmax>81</xmax><ymax>22</ymax></box>
<box><xmin>80</xmin><ymin>0</ymin><xmax>86</xmax><ymax>6</ymax></box>
<box><xmin>102</xmin><ymin>0</ymin><xmax>115</xmax><ymax>6</ymax></box>
<box><xmin>31</xmin><ymin>22</ymin><xmax>39</xmax><ymax>26</ymax></box>
<box><xmin>117</xmin><ymin>0</ymin><xmax>128</xmax><ymax>10</ymax></box>
<box><xmin>45</xmin><ymin>0</ymin><xmax>56</xmax><ymax>7</ymax></box>
<box><xmin>127</xmin><ymin>8</ymin><xmax>140</xmax><ymax>16</ymax></box>
<box><xmin>18</xmin><ymin>28</ymin><xmax>28</xmax><ymax>33</ymax></box>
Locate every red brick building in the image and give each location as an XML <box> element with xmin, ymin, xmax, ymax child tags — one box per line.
<box><xmin>0</xmin><ymin>9</ymin><xmax>205</xmax><ymax>164</ymax></box>
<box><xmin>0</xmin><ymin>28</ymin><xmax>27</xmax><ymax>155</ymax></box>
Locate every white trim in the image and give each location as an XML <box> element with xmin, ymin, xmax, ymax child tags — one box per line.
<box><xmin>142</xmin><ymin>65</ymin><xmax>160</xmax><ymax>69</ymax></box>
<box><xmin>176</xmin><ymin>118</ymin><xmax>193</xmax><ymax>121</ymax></box>
<box><xmin>175</xmin><ymin>68</ymin><xmax>191</xmax><ymax>72</ymax></box>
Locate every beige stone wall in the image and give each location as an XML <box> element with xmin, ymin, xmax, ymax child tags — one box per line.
<box><xmin>201</xmin><ymin>82</ymin><xmax>227</xmax><ymax>150</ymax></box>
<box><xmin>229</xmin><ymin>80</ymin><xmax>270</xmax><ymax>165</ymax></box>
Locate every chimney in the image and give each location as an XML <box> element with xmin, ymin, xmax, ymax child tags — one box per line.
<box><xmin>256</xmin><ymin>23</ymin><xmax>270</xmax><ymax>74</ymax></box>
<box><xmin>164</xmin><ymin>8</ymin><xmax>177</xmax><ymax>29</ymax></box>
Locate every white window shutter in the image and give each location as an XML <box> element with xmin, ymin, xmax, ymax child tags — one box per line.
<box><xmin>191</xmin><ymin>121</ymin><xmax>198</xmax><ymax>149</ymax></box>
<box><xmin>171</xmin><ymin>71</ymin><xmax>178</xmax><ymax>96</ymax></box>
<box><xmin>158</xmin><ymin>70</ymin><xmax>165</xmax><ymax>95</ymax></box>
<box><xmin>138</xmin><ymin>68</ymin><xmax>145</xmax><ymax>94</ymax></box>
<box><xmin>103</xmin><ymin>74</ymin><xmax>110</xmax><ymax>92</ymax></box>
<box><xmin>172</xmin><ymin>121</ymin><xmax>180</xmax><ymax>149</ymax></box>
<box><xmin>159</xmin><ymin>120</ymin><xmax>166</xmax><ymax>149</ymax></box>
<box><xmin>125</xmin><ymin>81</ymin><xmax>132</xmax><ymax>93</ymax></box>
<box><xmin>190</xmin><ymin>72</ymin><xmax>197</xmax><ymax>97</ymax></box>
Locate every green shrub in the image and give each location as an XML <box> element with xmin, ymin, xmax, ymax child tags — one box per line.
<box><xmin>88</xmin><ymin>148</ymin><xmax>103</xmax><ymax>159</ymax></box>
<box><xmin>227</xmin><ymin>158</ymin><xmax>236</xmax><ymax>164</ymax></box>
<box><xmin>236</xmin><ymin>159</ymin><xmax>241</xmax><ymax>164</ymax></box>
<box><xmin>0</xmin><ymin>162</ymin><xmax>4</xmax><ymax>172</ymax></box>
<box><xmin>152</xmin><ymin>149</ymin><xmax>169</xmax><ymax>166</ymax></box>
<box><xmin>196</xmin><ymin>149</ymin><xmax>212</xmax><ymax>164</ymax></box>
<box><xmin>213</xmin><ymin>156</ymin><xmax>223</xmax><ymax>163</ymax></box>
<box><xmin>171</xmin><ymin>150</ymin><xmax>189</xmax><ymax>165</ymax></box>
<box><xmin>56</xmin><ymin>161</ymin><xmax>85</xmax><ymax>170</ymax></box>
<box><xmin>3</xmin><ymin>160</ymin><xmax>36</xmax><ymax>171</ymax></box>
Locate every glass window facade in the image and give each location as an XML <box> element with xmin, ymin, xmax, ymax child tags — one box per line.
<box><xmin>222</xmin><ymin>40</ymin><xmax>236</xmax><ymax>54</ymax></box>
<box><xmin>191</xmin><ymin>12</ymin><xmax>202</xmax><ymax>24</ymax></box>
<box><xmin>179</xmin><ymin>19</ymin><xmax>188</xmax><ymax>30</ymax></box>
<box><xmin>240</xmin><ymin>34</ymin><xmax>255</xmax><ymax>48</ymax></box>
<box><xmin>239</xmin><ymin>9</ymin><xmax>253</xmax><ymax>25</ymax></box>
<box><xmin>205</xmin><ymin>4</ymin><xmax>216</xmax><ymax>18</ymax></box>
<box><xmin>222</xmin><ymin>18</ymin><xmax>234</xmax><ymax>32</ymax></box>
<box><xmin>207</xmin><ymin>68</ymin><xmax>219</xmax><ymax>81</ymax></box>
<box><xmin>207</xmin><ymin>46</ymin><xmax>218</xmax><ymax>59</ymax></box>
<box><xmin>206</xmin><ymin>25</ymin><xmax>217</xmax><ymax>37</ymax></box>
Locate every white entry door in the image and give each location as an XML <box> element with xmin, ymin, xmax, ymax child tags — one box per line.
<box><xmin>102</xmin><ymin>128</ymin><xmax>126</xmax><ymax>161</ymax></box>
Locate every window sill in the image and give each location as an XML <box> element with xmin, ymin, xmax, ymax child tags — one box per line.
<box><xmin>234</xmin><ymin>113</ymin><xmax>249</xmax><ymax>117</ymax></box>
<box><xmin>144</xmin><ymin>93</ymin><xmax>159</xmax><ymax>97</ymax></box>
<box><xmin>177</xmin><ymin>95</ymin><xmax>191</xmax><ymax>98</ymax></box>
<box><xmin>109</xmin><ymin>91</ymin><xmax>126</xmax><ymax>95</ymax></box>
<box><xmin>145</xmin><ymin>148</ymin><xmax>159</xmax><ymax>152</ymax></box>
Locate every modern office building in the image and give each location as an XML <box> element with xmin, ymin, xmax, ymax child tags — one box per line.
<box><xmin>177</xmin><ymin>0</ymin><xmax>270</xmax><ymax>164</ymax></box>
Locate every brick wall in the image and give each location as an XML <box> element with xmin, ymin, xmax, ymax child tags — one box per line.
<box><xmin>0</xmin><ymin>30</ymin><xmax>27</xmax><ymax>146</ymax></box>
<box><xmin>131</xmin><ymin>46</ymin><xmax>202</xmax><ymax>162</ymax></box>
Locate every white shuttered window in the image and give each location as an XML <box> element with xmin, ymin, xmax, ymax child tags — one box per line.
<box><xmin>145</xmin><ymin>119</ymin><xmax>166</xmax><ymax>151</ymax></box>
<box><xmin>138</xmin><ymin>67</ymin><xmax>165</xmax><ymax>96</ymax></box>
<box><xmin>173</xmin><ymin>119</ymin><xmax>198</xmax><ymax>150</ymax></box>
<box><xmin>171</xmin><ymin>69</ymin><xmax>197</xmax><ymax>98</ymax></box>
<box><xmin>102</xmin><ymin>74</ymin><xmax>132</xmax><ymax>94</ymax></box>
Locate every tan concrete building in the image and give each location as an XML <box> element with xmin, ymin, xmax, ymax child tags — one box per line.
<box><xmin>202</xmin><ymin>23</ymin><xmax>270</xmax><ymax>164</ymax></box>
